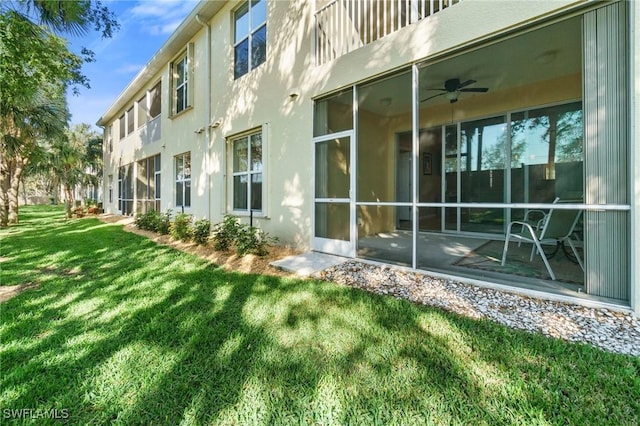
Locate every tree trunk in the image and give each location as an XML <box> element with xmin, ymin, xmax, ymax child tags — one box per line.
<box><xmin>7</xmin><ymin>158</ymin><xmax>26</xmax><ymax>224</ymax></box>
<box><xmin>65</xmin><ymin>185</ymin><xmax>74</xmax><ymax>218</ymax></box>
<box><xmin>0</xmin><ymin>171</ymin><xmax>8</xmax><ymax>227</ymax></box>
<box><xmin>21</xmin><ymin>176</ymin><xmax>28</xmax><ymax>205</ymax></box>
<box><xmin>0</xmin><ymin>151</ymin><xmax>11</xmax><ymax>227</ymax></box>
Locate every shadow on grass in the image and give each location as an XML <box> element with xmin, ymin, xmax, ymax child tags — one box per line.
<box><xmin>1</xmin><ymin>206</ymin><xmax>638</xmax><ymax>424</ymax></box>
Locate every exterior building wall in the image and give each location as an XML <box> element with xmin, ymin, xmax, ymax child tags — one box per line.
<box><xmin>103</xmin><ymin>0</ymin><xmax>587</xmax><ymax>245</ymax></box>
<box><xmin>100</xmin><ymin>0</ymin><xmax>638</xmax><ymax>311</ymax></box>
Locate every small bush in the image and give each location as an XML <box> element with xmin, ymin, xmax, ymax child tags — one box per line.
<box><xmin>212</xmin><ymin>215</ymin><xmax>277</xmax><ymax>256</ymax></box>
<box><xmin>156</xmin><ymin>210</ymin><xmax>172</xmax><ymax>235</ymax></box>
<box><xmin>170</xmin><ymin>213</ymin><xmax>193</xmax><ymax>242</ymax></box>
<box><xmin>212</xmin><ymin>215</ymin><xmax>240</xmax><ymax>251</ymax></box>
<box><xmin>192</xmin><ymin>218</ymin><xmax>211</xmax><ymax>245</ymax></box>
<box><xmin>236</xmin><ymin>225</ymin><xmax>277</xmax><ymax>256</ymax></box>
<box><xmin>135</xmin><ymin>209</ymin><xmax>160</xmax><ymax>231</ymax></box>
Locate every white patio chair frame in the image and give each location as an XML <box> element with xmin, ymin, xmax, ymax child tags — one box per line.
<box><xmin>501</xmin><ymin>203</ymin><xmax>584</xmax><ymax>281</ymax></box>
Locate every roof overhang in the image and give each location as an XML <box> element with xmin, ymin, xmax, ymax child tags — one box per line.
<box><xmin>96</xmin><ymin>0</ymin><xmax>226</xmax><ymax>127</ymax></box>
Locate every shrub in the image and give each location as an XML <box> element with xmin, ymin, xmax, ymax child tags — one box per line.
<box><xmin>212</xmin><ymin>215</ymin><xmax>277</xmax><ymax>256</ymax></box>
<box><xmin>156</xmin><ymin>210</ymin><xmax>172</xmax><ymax>235</ymax></box>
<box><xmin>212</xmin><ymin>215</ymin><xmax>240</xmax><ymax>251</ymax></box>
<box><xmin>170</xmin><ymin>213</ymin><xmax>193</xmax><ymax>242</ymax></box>
<box><xmin>192</xmin><ymin>218</ymin><xmax>211</xmax><ymax>245</ymax></box>
<box><xmin>135</xmin><ymin>209</ymin><xmax>159</xmax><ymax>231</ymax></box>
<box><xmin>235</xmin><ymin>225</ymin><xmax>277</xmax><ymax>256</ymax></box>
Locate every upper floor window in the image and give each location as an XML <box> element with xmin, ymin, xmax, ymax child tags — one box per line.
<box><xmin>108</xmin><ymin>124</ymin><xmax>113</xmax><ymax>152</ymax></box>
<box><xmin>234</xmin><ymin>0</ymin><xmax>267</xmax><ymax>79</ymax></box>
<box><xmin>173</xmin><ymin>52</ymin><xmax>189</xmax><ymax>114</ymax></box>
<box><xmin>137</xmin><ymin>95</ymin><xmax>147</xmax><ymax>129</ymax></box>
<box><xmin>149</xmin><ymin>81</ymin><xmax>161</xmax><ymax>120</ymax></box>
<box><xmin>119</xmin><ymin>114</ymin><xmax>125</xmax><ymax>139</ymax></box>
<box><xmin>126</xmin><ymin>106</ymin><xmax>134</xmax><ymax>135</ymax></box>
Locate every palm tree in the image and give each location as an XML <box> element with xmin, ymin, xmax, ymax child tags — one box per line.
<box><xmin>0</xmin><ymin>86</ymin><xmax>68</xmax><ymax>225</ymax></box>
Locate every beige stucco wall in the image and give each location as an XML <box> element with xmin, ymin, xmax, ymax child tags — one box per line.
<box><xmin>103</xmin><ymin>0</ymin><xmax>590</xmax><ymax>249</ymax></box>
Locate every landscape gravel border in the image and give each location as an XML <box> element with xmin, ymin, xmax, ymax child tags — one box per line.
<box><xmin>318</xmin><ymin>260</ymin><xmax>640</xmax><ymax>356</ymax></box>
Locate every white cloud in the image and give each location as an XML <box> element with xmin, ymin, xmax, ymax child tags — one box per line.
<box><xmin>116</xmin><ymin>63</ymin><xmax>145</xmax><ymax>75</ymax></box>
<box><xmin>131</xmin><ymin>0</ymin><xmax>189</xmax><ymax>18</ymax></box>
<box><xmin>148</xmin><ymin>20</ymin><xmax>183</xmax><ymax>36</ymax></box>
<box><xmin>131</xmin><ymin>0</ymin><xmax>197</xmax><ymax>35</ymax></box>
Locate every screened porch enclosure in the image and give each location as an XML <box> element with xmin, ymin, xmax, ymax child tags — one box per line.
<box><xmin>313</xmin><ymin>4</ymin><xmax>630</xmax><ymax>304</ymax></box>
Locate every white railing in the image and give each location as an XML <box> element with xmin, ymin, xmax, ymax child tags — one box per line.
<box><xmin>315</xmin><ymin>0</ymin><xmax>463</xmax><ymax>65</ymax></box>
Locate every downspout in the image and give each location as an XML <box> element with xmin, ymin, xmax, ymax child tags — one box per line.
<box><xmin>196</xmin><ymin>13</ymin><xmax>212</xmax><ymax>224</ymax></box>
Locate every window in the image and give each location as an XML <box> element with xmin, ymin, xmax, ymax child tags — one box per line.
<box><xmin>108</xmin><ymin>174</ymin><xmax>113</xmax><ymax>203</ymax></box>
<box><xmin>173</xmin><ymin>53</ymin><xmax>189</xmax><ymax>114</ymax></box>
<box><xmin>175</xmin><ymin>152</ymin><xmax>191</xmax><ymax>208</ymax></box>
<box><xmin>108</xmin><ymin>124</ymin><xmax>113</xmax><ymax>153</ymax></box>
<box><xmin>232</xmin><ymin>131</ymin><xmax>262</xmax><ymax>211</ymax></box>
<box><xmin>234</xmin><ymin>0</ymin><xmax>267</xmax><ymax>79</ymax></box>
<box><xmin>119</xmin><ymin>114</ymin><xmax>125</xmax><ymax>139</ymax></box>
<box><xmin>137</xmin><ymin>95</ymin><xmax>147</xmax><ymax>129</ymax></box>
<box><xmin>154</xmin><ymin>155</ymin><xmax>161</xmax><ymax>211</ymax></box>
<box><xmin>118</xmin><ymin>164</ymin><xmax>134</xmax><ymax>215</ymax></box>
<box><xmin>126</xmin><ymin>107</ymin><xmax>134</xmax><ymax>135</ymax></box>
<box><xmin>137</xmin><ymin>154</ymin><xmax>161</xmax><ymax>213</ymax></box>
<box><xmin>149</xmin><ymin>81</ymin><xmax>161</xmax><ymax>119</ymax></box>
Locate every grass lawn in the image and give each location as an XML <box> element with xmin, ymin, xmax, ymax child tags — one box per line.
<box><xmin>1</xmin><ymin>205</ymin><xmax>639</xmax><ymax>425</ymax></box>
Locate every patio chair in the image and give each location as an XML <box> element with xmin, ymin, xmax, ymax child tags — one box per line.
<box><xmin>501</xmin><ymin>203</ymin><xmax>583</xmax><ymax>280</ymax></box>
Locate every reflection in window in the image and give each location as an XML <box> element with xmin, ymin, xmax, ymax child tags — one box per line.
<box><xmin>149</xmin><ymin>81</ymin><xmax>161</xmax><ymax>119</ymax></box>
<box><xmin>234</xmin><ymin>0</ymin><xmax>267</xmax><ymax>79</ymax></box>
<box><xmin>232</xmin><ymin>131</ymin><xmax>263</xmax><ymax>211</ymax></box>
<box><xmin>175</xmin><ymin>152</ymin><xmax>191</xmax><ymax>208</ymax></box>
<box><xmin>126</xmin><ymin>107</ymin><xmax>134</xmax><ymax>135</ymax></box>
<box><xmin>173</xmin><ymin>54</ymin><xmax>189</xmax><ymax>114</ymax></box>
<box><xmin>511</xmin><ymin>102</ymin><xmax>583</xmax><ymax>205</ymax></box>
<box><xmin>137</xmin><ymin>96</ymin><xmax>147</xmax><ymax>129</ymax></box>
<box><xmin>313</xmin><ymin>89</ymin><xmax>353</xmax><ymax>137</ymax></box>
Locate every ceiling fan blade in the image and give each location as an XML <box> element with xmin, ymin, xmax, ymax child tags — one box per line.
<box><xmin>460</xmin><ymin>87</ymin><xmax>489</xmax><ymax>93</ymax></box>
<box><xmin>457</xmin><ymin>79</ymin><xmax>477</xmax><ymax>89</ymax></box>
<box><xmin>424</xmin><ymin>87</ymin><xmax>446</xmax><ymax>92</ymax></box>
<box><xmin>420</xmin><ymin>92</ymin><xmax>445</xmax><ymax>102</ymax></box>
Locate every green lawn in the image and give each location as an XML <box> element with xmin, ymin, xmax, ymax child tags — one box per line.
<box><xmin>1</xmin><ymin>206</ymin><xmax>638</xmax><ymax>425</ymax></box>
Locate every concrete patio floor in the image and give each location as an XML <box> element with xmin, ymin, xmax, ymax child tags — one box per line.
<box><xmin>270</xmin><ymin>252</ymin><xmax>348</xmax><ymax>277</ymax></box>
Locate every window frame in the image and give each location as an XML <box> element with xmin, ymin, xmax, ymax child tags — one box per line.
<box><xmin>149</xmin><ymin>81</ymin><xmax>162</xmax><ymax>120</ymax></box>
<box><xmin>174</xmin><ymin>152</ymin><xmax>191</xmax><ymax>208</ymax></box>
<box><xmin>108</xmin><ymin>124</ymin><xmax>114</xmax><ymax>153</ymax></box>
<box><xmin>137</xmin><ymin>95</ymin><xmax>147</xmax><ymax>130</ymax></box>
<box><xmin>170</xmin><ymin>46</ymin><xmax>193</xmax><ymax>117</ymax></box>
<box><xmin>230</xmin><ymin>128</ymin><xmax>265</xmax><ymax>214</ymax></box>
<box><xmin>119</xmin><ymin>114</ymin><xmax>126</xmax><ymax>139</ymax></box>
<box><xmin>126</xmin><ymin>106</ymin><xmax>135</xmax><ymax>135</ymax></box>
<box><xmin>136</xmin><ymin>154</ymin><xmax>161</xmax><ymax>213</ymax></box>
<box><xmin>233</xmin><ymin>0</ymin><xmax>267</xmax><ymax>79</ymax></box>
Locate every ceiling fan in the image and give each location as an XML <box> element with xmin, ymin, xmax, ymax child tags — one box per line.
<box><xmin>421</xmin><ymin>78</ymin><xmax>489</xmax><ymax>103</ymax></box>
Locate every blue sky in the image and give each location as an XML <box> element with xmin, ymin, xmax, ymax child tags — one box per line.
<box><xmin>66</xmin><ymin>0</ymin><xmax>198</xmax><ymax>130</ymax></box>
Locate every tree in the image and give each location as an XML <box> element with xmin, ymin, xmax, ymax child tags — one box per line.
<box><xmin>0</xmin><ymin>1</ymin><xmax>118</xmax><ymax>225</ymax></box>
<box><xmin>57</xmin><ymin>123</ymin><xmax>102</xmax><ymax>216</ymax></box>
<box><xmin>0</xmin><ymin>84</ymin><xmax>69</xmax><ymax>225</ymax></box>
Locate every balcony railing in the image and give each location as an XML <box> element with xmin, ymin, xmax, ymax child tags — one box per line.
<box><xmin>315</xmin><ymin>0</ymin><xmax>463</xmax><ymax>65</ymax></box>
